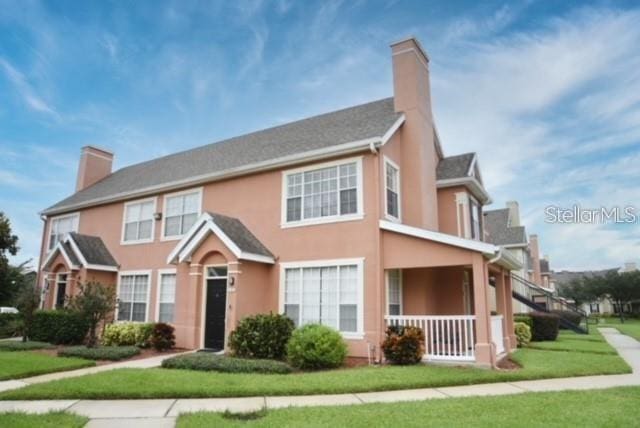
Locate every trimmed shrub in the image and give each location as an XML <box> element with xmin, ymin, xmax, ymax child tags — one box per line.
<box><xmin>102</xmin><ymin>322</ymin><xmax>153</xmax><ymax>347</ymax></box>
<box><xmin>530</xmin><ymin>311</ymin><xmax>560</xmax><ymax>341</ymax></box>
<box><xmin>58</xmin><ymin>346</ymin><xmax>140</xmax><ymax>361</ymax></box>
<box><xmin>228</xmin><ymin>313</ymin><xmax>295</xmax><ymax>360</ymax></box>
<box><xmin>150</xmin><ymin>323</ymin><xmax>175</xmax><ymax>351</ymax></box>
<box><xmin>162</xmin><ymin>353</ymin><xmax>292</xmax><ymax>374</ymax></box>
<box><xmin>0</xmin><ymin>313</ymin><xmax>23</xmax><ymax>339</ymax></box>
<box><xmin>551</xmin><ymin>310</ymin><xmax>582</xmax><ymax>329</ymax></box>
<box><xmin>514</xmin><ymin>322</ymin><xmax>532</xmax><ymax>347</ymax></box>
<box><xmin>381</xmin><ymin>325</ymin><xmax>425</xmax><ymax>365</ymax></box>
<box><xmin>0</xmin><ymin>341</ymin><xmax>54</xmax><ymax>351</ymax></box>
<box><xmin>513</xmin><ymin>314</ymin><xmax>532</xmax><ymax>329</ymax></box>
<box><xmin>286</xmin><ymin>324</ymin><xmax>347</xmax><ymax>370</ymax></box>
<box><xmin>30</xmin><ymin>310</ymin><xmax>89</xmax><ymax>345</ymax></box>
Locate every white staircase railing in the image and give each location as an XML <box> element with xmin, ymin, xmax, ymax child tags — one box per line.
<box><xmin>385</xmin><ymin>315</ymin><xmax>476</xmax><ymax>362</ymax></box>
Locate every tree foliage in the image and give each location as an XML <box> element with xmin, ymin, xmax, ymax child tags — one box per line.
<box><xmin>70</xmin><ymin>282</ymin><xmax>116</xmax><ymax>347</ymax></box>
<box><xmin>0</xmin><ymin>212</ymin><xmax>19</xmax><ymax>305</ymax></box>
<box><xmin>15</xmin><ymin>277</ymin><xmax>41</xmax><ymax>342</ymax></box>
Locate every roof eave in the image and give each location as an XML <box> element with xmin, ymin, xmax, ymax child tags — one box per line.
<box><xmin>436</xmin><ymin>177</ymin><xmax>492</xmax><ymax>204</ymax></box>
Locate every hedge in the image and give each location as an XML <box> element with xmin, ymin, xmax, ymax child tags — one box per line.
<box><xmin>551</xmin><ymin>310</ymin><xmax>582</xmax><ymax>328</ymax></box>
<box><xmin>58</xmin><ymin>346</ymin><xmax>140</xmax><ymax>361</ymax></box>
<box><xmin>228</xmin><ymin>313</ymin><xmax>294</xmax><ymax>360</ymax></box>
<box><xmin>0</xmin><ymin>313</ymin><xmax>23</xmax><ymax>339</ymax></box>
<box><xmin>102</xmin><ymin>322</ymin><xmax>153</xmax><ymax>347</ymax></box>
<box><xmin>30</xmin><ymin>310</ymin><xmax>89</xmax><ymax>345</ymax></box>
<box><xmin>287</xmin><ymin>324</ymin><xmax>347</xmax><ymax>370</ymax></box>
<box><xmin>513</xmin><ymin>314</ymin><xmax>532</xmax><ymax>328</ymax></box>
<box><xmin>162</xmin><ymin>353</ymin><xmax>293</xmax><ymax>374</ymax></box>
<box><xmin>530</xmin><ymin>311</ymin><xmax>559</xmax><ymax>341</ymax></box>
<box><xmin>0</xmin><ymin>341</ymin><xmax>54</xmax><ymax>351</ymax></box>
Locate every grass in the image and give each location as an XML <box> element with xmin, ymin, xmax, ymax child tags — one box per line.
<box><xmin>527</xmin><ymin>330</ymin><xmax>617</xmax><ymax>355</ymax></box>
<box><xmin>0</xmin><ymin>411</ymin><xmax>87</xmax><ymax>428</ymax></box>
<box><xmin>0</xmin><ymin>341</ymin><xmax>54</xmax><ymax>352</ymax></box>
<box><xmin>0</xmin><ymin>345</ymin><xmax>630</xmax><ymax>400</ymax></box>
<box><xmin>177</xmin><ymin>386</ymin><xmax>640</xmax><ymax>428</ymax></box>
<box><xmin>58</xmin><ymin>345</ymin><xmax>140</xmax><ymax>361</ymax></box>
<box><xmin>0</xmin><ymin>351</ymin><xmax>95</xmax><ymax>381</ymax></box>
<box><xmin>598</xmin><ymin>317</ymin><xmax>640</xmax><ymax>341</ymax></box>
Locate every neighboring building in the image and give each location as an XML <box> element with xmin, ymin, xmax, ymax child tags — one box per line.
<box><xmin>37</xmin><ymin>38</ymin><xmax>520</xmax><ymax>367</ymax></box>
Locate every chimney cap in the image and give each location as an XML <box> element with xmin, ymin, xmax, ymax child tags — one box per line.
<box><xmin>82</xmin><ymin>145</ymin><xmax>114</xmax><ymax>157</ymax></box>
<box><xmin>390</xmin><ymin>36</ymin><xmax>429</xmax><ymax>62</ymax></box>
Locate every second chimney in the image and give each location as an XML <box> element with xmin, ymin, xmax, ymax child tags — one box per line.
<box><xmin>76</xmin><ymin>146</ymin><xmax>113</xmax><ymax>191</ymax></box>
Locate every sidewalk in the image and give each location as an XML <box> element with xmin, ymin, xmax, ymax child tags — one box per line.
<box><xmin>0</xmin><ymin>328</ymin><xmax>638</xmax><ymax>427</ymax></box>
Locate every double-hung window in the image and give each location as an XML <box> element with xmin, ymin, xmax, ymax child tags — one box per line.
<box><xmin>48</xmin><ymin>214</ymin><xmax>79</xmax><ymax>251</ymax></box>
<box><xmin>157</xmin><ymin>272</ymin><xmax>176</xmax><ymax>323</ymax></box>
<box><xmin>469</xmin><ymin>197</ymin><xmax>482</xmax><ymax>240</ymax></box>
<box><xmin>284</xmin><ymin>159</ymin><xmax>361</xmax><ymax>225</ymax></box>
<box><xmin>283</xmin><ymin>260</ymin><xmax>362</xmax><ymax>335</ymax></box>
<box><xmin>385</xmin><ymin>158</ymin><xmax>400</xmax><ymax>220</ymax></box>
<box><xmin>117</xmin><ymin>273</ymin><xmax>150</xmax><ymax>322</ymax></box>
<box><xmin>163</xmin><ymin>189</ymin><xmax>201</xmax><ymax>238</ymax></box>
<box><xmin>122</xmin><ymin>199</ymin><xmax>155</xmax><ymax>243</ymax></box>
<box><xmin>387</xmin><ymin>269</ymin><xmax>402</xmax><ymax>315</ymax></box>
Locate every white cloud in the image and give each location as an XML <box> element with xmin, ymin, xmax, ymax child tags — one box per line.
<box><xmin>0</xmin><ymin>57</ymin><xmax>59</xmax><ymax>118</ymax></box>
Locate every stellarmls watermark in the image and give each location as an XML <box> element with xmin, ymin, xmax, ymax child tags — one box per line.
<box><xmin>544</xmin><ymin>205</ymin><xmax>638</xmax><ymax>224</ymax></box>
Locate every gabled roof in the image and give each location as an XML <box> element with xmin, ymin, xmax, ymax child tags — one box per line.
<box><xmin>168</xmin><ymin>212</ymin><xmax>275</xmax><ymax>265</ymax></box>
<box><xmin>41</xmin><ymin>233</ymin><xmax>118</xmax><ymax>272</ymax></box>
<box><xmin>43</xmin><ymin>98</ymin><xmax>404</xmax><ymax>216</ymax></box>
<box><xmin>435</xmin><ymin>152</ymin><xmax>490</xmax><ymax>203</ymax></box>
<box><xmin>483</xmin><ymin>208</ymin><xmax>527</xmax><ymax>246</ymax></box>
<box><xmin>436</xmin><ymin>153</ymin><xmax>476</xmax><ymax>181</ymax></box>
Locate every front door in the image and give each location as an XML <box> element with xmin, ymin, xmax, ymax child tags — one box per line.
<box><xmin>204</xmin><ymin>277</ymin><xmax>227</xmax><ymax>350</ymax></box>
<box><xmin>55</xmin><ymin>274</ymin><xmax>68</xmax><ymax>309</ymax></box>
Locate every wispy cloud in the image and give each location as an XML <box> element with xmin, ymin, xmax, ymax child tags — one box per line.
<box><xmin>0</xmin><ymin>57</ymin><xmax>59</xmax><ymax>118</ymax></box>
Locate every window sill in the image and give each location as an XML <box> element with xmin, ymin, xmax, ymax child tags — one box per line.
<box><xmin>120</xmin><ymin>239</ymin><xmax>154</xmax><ymax>246</ymax></box>
<box><xmin>160</xmin><ymin>235</ymin><xmax>184</xmax><ymax>242</ymax></box>
<box><xmin>384</xmin><ymin>214</ymin><xmax>401</xmax><ymax>223</ymax></box>
<box><xmin>281</xmin><ymin>213</ymin><xmax>364</xmax><ymax>229</ymax></box>
<box><xmin>341</xmin><ymin>332</ymin><xmax>365</xmax><ymax>340</ymax></box>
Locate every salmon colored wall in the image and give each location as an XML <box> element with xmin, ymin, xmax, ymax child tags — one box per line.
<box><xmin>437</xmin><ymin>186</ymin><xmax>467</xmax><ymax>237</ymax></box>
<box><xmin>382</xmin><ymin>231</ymin><xmax>474</xmax><ymax>269</ymax></box>
<box><xmin>401</xmin><ymin>266</ymin><xmax>467</xmax><ymax>316</ymax></box>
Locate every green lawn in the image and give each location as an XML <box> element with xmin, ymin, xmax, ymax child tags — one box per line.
<box><xmin>177</xmin><ymin>386</ymin><xmax>640</xmax><ymax>428</ymax></box>
<box><xmin>0</xmin><ymin>351</ymin><xmax>95</xmax><ymax>381</ymax></box>
<box><xmin>527</xmin><ymin>330</ymin><xmax>617</xmax><ymax>355</ymax></box>
<box><xmin>0</xmin><ymin>411</ymin><xmax>87</xmax><ymax>428</ymax></box>
<box><xmin>0</xmin><ymin>345</ymin><xmax>630</xmax><ymax>400</ymax></box>
<box><xmin>598</xmin><ymin>318</ymin><xmax>640</xmax><ymax>341</ymax></box>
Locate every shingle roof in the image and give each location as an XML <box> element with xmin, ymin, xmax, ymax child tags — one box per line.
<box><xmin>44</xmin><ymin>98</ymin><xmax>402</xmax><ymax>215</ymax></box>
<box><xmin>483</xmin><ymin>208</ymin><xmax>527</xmax><ymax>246</ymax></box>
<box><xmin>207</xmin><ymin>212</ymin><xmax>273</xmax><ymax>258</ymax></box>
<box><xmin>436</xmin><ymin>153</ymin><xmax>475</xmax><ymax>180</ymax></box>
<box><xmin>61</xmin><ymin>242</ymin><xmax>81</xmax><ymax>266</ymax></box>
<box><xmin>69</xmin><ymin>233</ymin><xmax>118</xmax><ymax>267</ymax></box>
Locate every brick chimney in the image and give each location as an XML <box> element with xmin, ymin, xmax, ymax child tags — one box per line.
<box><xmin>529</xmin><ymin>234</ymin><xmax>542</xmax><ymax>286</ymax></box>
<box><xmin>76</xmin><ymin>146</ymin><xmax>113</xmax><ymax>191</ymax></box>
<box><xmin>506</xmin><ymin>201</ymin><xmax>520</xmax><ymax>226</ymax></box>
<box><xmin>390</xmin><ymin>37</ymin><xmax>438</xmax><ymax>230</ymax></box>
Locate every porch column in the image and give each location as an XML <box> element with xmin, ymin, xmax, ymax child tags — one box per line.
<box><xmin>472</xmin><ymin>254</ymin><xmax>495</xmax><ymax>367</ymax></box>
<box><xmin>495</xmin><ymin>270</ymin><xmax>512</xmax><ymax>352</ymax></box>
<box><xmin>505</xmin><ymin>274</ymin><xmax>517</xmax><ymax>350</ymax></box>
<box><xmin>188</xmin><ymin>264</ymin><xmax>203</xmax><ymax>349</ymax></box>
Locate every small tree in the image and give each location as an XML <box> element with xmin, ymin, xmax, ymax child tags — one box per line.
<box><xmin>557</xmin><ymin>277</ymin><xmax>598</xmax><ymax>308</ymax></box>
<box><xmin>15</xmin><ymin>277</ymin><xmax>40</xmax><ymax>342</ymax></box>
<box><xmin>70</xmin><ymin>282</ymin><xmax>115</xmax><ymax>347</ymax></box>
<box><xmin>0</xmin><ymin>212</ymin><xmax>19</xmax><ymax>305</ymax></box>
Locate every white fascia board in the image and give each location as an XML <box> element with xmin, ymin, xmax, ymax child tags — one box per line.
<box><xmin>166</xmin><ymin>213</ymin><xmax>212</xmax><ymax>264</ymax></box>
<box><xmin>436</xmin><ymin>177</ymin><xmax>492</xmax><ymax>205</ymax></box>
<box><xmin>84</xmin><ymin>264</ymin><xmax>119</xmax><ymax>272</ymax></box>
<box><xmin>380</xmin><ymin>115</ymin><xmax>405</xmax><ymax>145</ymax></box>
<box><xmin>64</xmin><ymin>234</ymin><xmax>89</xmax><ymax>266</ymax></box>
<box><xmin>40</xmin><ymin>242</ymin><xmax>80</xmax><ymax>271</ymax></box>
<box><xmin>380</xmin><ymin>220</ymin><xmax>497</xmax><ymax>254</ymax></box>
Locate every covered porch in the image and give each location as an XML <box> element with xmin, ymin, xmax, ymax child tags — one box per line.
<box><xmin>381</xmin><ymin>222</ymin><xmax>519</xmax><ymax>367</ymax></box>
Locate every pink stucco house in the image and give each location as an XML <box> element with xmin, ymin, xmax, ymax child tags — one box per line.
<box><xmin>37</xmin><ymin>38</ymin><xmax>520</xmax><ymax>367</ymax></box>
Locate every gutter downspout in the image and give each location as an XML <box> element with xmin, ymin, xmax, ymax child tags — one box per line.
<box><xmin>488</xmin><ymin>247</ymin><xmax>503</xmax><ymax>265</ymax></box>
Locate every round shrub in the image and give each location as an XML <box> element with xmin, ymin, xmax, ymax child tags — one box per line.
<box><xmin>58</xmin><ymin>346</ymin><xmax>140</xmax><ymax>361</ymax></box>
<box><xmin>514</xmin><ymin>322</ymin><xmax>532</xmax><ymax>347</ymax></box>
<box><xmin>162</xmin><ymin>353</ymin><xmax>292</xmax><ymax>374</ymax></box>
<box><xmin>102</xmin><ymin>322</ymin><xmax>153</xmax><ymax>347</ymax></box>
<box><xmin>513</xmin><ymin>314</ymin><xmax>532</xmax><ymax>329</ymax></box>
<box><xmin>30</xmin><ymin>310</ymin><xmax>89</xmax><ymax>345</ymax></box>
<box><xmin>381</xmin><ymin>325</ymin><xmax>425</xmax><ymax>365</ymax></box>
<box><xmin>150</xmin><ymin>323</ymin><xmax>175</xmax><ymax>351</ymax></box>
<box><xmin>228</xmin><ymin>313</ymin><xmax>295</xmax><ymax>360</ymax></box>
<box><xmin>286</xmin><ymin>324</ymin><xmax>347</xmax><ymax>370</ymax></box>
<box><xmin>530</xmin><ymin>312</ymin><xmax>560</xmax><ymax>341</ymax></box>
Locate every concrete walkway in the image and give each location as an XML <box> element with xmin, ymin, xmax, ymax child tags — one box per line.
<box><xmin>0</xmin><ymin>328</ymin><xmax>638</xmax><ymax>427</ymax></box>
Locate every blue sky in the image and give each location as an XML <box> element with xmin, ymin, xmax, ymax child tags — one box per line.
<box><xmin>1</xmin><ymin>0</ymin><xmax>639</xmax><ymax>271</ymax></box>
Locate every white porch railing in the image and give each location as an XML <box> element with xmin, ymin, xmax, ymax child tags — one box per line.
<box><xmin>385</xmin><ymin>315</ymin><xmax>476</xmax><ymax>362</ymax></box>
<box><xmin>491</xmin><ymin>315</ymin><xmax>505</xmax><ymax>355</ymax></box>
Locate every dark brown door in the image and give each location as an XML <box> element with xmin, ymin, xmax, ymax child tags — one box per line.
<box><xmin>204</xmin><ymin>278</ymin><xmax>227</xmax><ymax>350</ymax></box>
<box><xmin>55</xmin><ymin>282</ymin><xmax>66</xmax><ymax>309</ymax></box>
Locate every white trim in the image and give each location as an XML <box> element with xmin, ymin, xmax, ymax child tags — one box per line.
<box><xmin>53</xmin><ymin>272</ymin><xmax>70</xmax><ymax>309</ymax></box>
<box><xmin>278</xmin><ymin>257</ymin><xmax>365</xmax><ymax>339</ymax></box>
<box><xmin>116</xmin><ymin>270</ymin><xmax>152</xmax><ymax>323</ymax></box>
<box><xmin>46</xmin><ymin>212</ymin><xmax>80</xmax><ymax>253</ymax></box>
<box><xmin>281</xmin><ymin>156</ymin><xmax>364</xmax><ymax>229</ymax></box>
<box><xmin>120</xmin><ymin>197</ymin><xmax>157</xmax><ymax>245</ymax></box>
<box><xmin>156</xmin><ymin>268</ymin><xmax>177</xmax><ymax>323</ymax></box>
<box><xmin>380</xmin><ymin>220</ymin><xmax>497</xmax><ymax>254</ymax></box>
<box><xmin>454</xmin><ymin>192</ymin><xmax>468</xmax><ymax>238</ymax></box>
<box><xmin>40</xmin><ymin>241</ymin><xmax>80</xmax><ymax>271</ymax></box>
<box><xmin>381</xmin><ymin>115</ymin><xmax>405</xmax><ymax>145</ymax></box>
<box><xmin>83</xmin><ymin>150</ymin><xmax>113</xmax><ymax>162</ymax></box>
<box><xmin>437</xmin><ymin>177</ymin><xmax>492</xmax><ymax>205</ymax></box>
<box><xmin>65</xmin><ymin>234</ymin><xmax>119</xmax><ymax>272</ymax></box>
<box><xmin>84</xmin><ymin>264</ymin><xmax>119</xmax><ymax>272</ymax></box>
<box><xmin>383</xmin><ymin>156</ymin><xmax>401</xmax><ymax>222</ymax></box>
<box><xmin>161</xmin><ymin>187</ymin><xmax>203</xmax><ymax>241</ymax></box>
<box><xmin>200</xmin><ymin>264</ymin><xmax>229</xmax><ymax>349</ymax></box>
<box><xmin>385</xmin><ymin>269</ymin><xmax>403</xmax><ymax>315</ymax></box>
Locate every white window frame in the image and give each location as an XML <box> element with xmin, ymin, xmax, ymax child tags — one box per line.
<box><xmin>161</xmin><ymin>187</ymin><xmax>203</xmax><ymax>241</ymax></box>
<box><xmin>121</xmin><ymin>197</ymin><xmax>157</xmax><ymax>245</ymax></box>
<box><xmin>280</xmin><ymin>157</ymin><xmax>364</xmax><ymax>229</ymax></box>
<box><xmin>383</xmin><ymin>156</ymin><xmax>401</xmax><ymax>222</ymax></box>
<box><xmin>47</xmin><ymin>213</ymin><xmax>80</xmax><ymax>252</ymax></box>
<box><xmin>468</xmin><ymin>194</ymin><xmax>482</xmax><ymax>241</ymax></box>
<box><xmin>385</xmin><ymin>269</ymin><xmax>403</xmax><ymax>315</ymax></box>
<box><xmin>156</xmin><ymin>268</ymin><xmax>177</xmax><ymax>323</ymax></box>
<box><xmin>278</xmin><ymin>258</ymin><xmax>365</xmax><ymax>340</ymax></box>
<box><xmin>53</xmin><ymin>272</ymin><xmax>69</xmax><ymax>309</ymax></box>
<box><xmin>116</xmin><ymin>270</ymin><xmax>152</xmax><ymax>322</ymax></box>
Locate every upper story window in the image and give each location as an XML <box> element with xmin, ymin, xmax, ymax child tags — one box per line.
<box><xmin>283</xmin><ymin>158</ymin><xmax>363</xmax><ymax>227</ymax></box>
<box><xmin>469</xmin><ymin>196</ymin><xmax>482</xmax><ymax>240</ymax></box>
<box><xmin>163</xmin><ymin>188</ymin><xmax>202</xmax><ymax>239</ymax></box>
<box><xmin>48</xmin><ymin>213</ymin><xmax>79</xmax><ymax>251</ymax></box>
<box><xmin>122</xmin><ymin>198</ymin><xmax>156</xmax><ymax>244</ymax></box>
<box><xmin>384</xmin><ymin>157</ymin><xmax>400</xmax><ymax>221</ymax></box>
